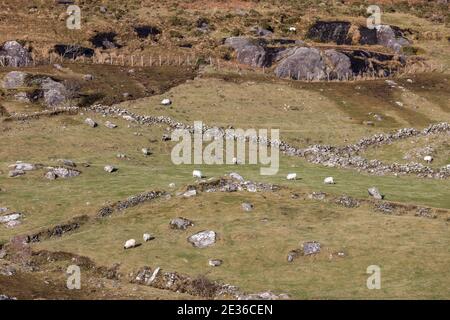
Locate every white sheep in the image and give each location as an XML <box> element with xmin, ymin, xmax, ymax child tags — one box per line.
<box><xmin>192</xmin><ymin>170</ymin><xmax>203</xmax><ymax>179</ymax></box>
<box><xmin>161</xmin><ymin>98</ymin><xmax>172</xmax><ymax>106</ymax></box>
<box><xmin>232</xmin><ymin>157</ymin><xmax>238</xmax><ymax>165</ymax></box>
<box><xmin>423</xmin><ymin>155</ymin><xmax>433</xmax><ymax>163</ymax></box>
<box><xmin>324</xmin><ymin>177</ymin><xmax>335</xmax><ymax>184</ymax></box>
<box><xmin>289</xmin><ymin>26</ymin><xmax>297</xmax><ymax>32</ymax></box>
<box><xmin>123</xmin><ymin>239</ymin><xmax>136</xmax><ymax>249</ymax></box>
<box><xmin>143</xmin><ymin>233</ymin><xmax>153</xmax><ymax>242</ymax></box>
<box><xmin>286</xmin><ymin>173</ymin><xmax>297</xmax><ymax>180</ymax></box>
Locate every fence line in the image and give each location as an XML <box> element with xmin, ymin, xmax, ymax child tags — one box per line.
<box><xmin>1</xmin><ymin>52</ymin><xmax>445</xmax><ymax>83</ymax></box>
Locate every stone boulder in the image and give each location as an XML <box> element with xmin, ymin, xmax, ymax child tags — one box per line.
<box><xmin>0</xmin><ymin>41</ymin><xmax>32</xmax><ymax>67</ymax></box>
<box><xmin>302</xmin><ymin>241</ymin><xmax>321</xmax><ymax>255</ymax></box>
<box><xmin>2</xmin><ymin>71</ymin><xmax>28</xmax><ymax>89</ymax></box>
<box><xmin>170</xmin><ymin>217</ymin><xmax>194</xmax><ymax>230</ymax></box>
<box><xmin>275</xmin><ymin>47</ymin><xmax>326</xmax><ymax>80</ymax></box>
<box><xmin>323</xmin><ymin>49</ymin><xmax>352</xmax><ymax>80</ymax></box>
<box><xmin>224</xmin><ymin>37</ymin><xmax>270</xmax><ymax>67</ymax></box>
<box><xmin>187</xmin><ymin>230</ymin><xmax>216</xmax><ymax>248</ymax></box>
<box><xmin>40</xmin><ymin>78</ymin><xmax>68</xmax><ymax>107</ymax></box>
<box><xmin>46</xmin><ymin>167</ymin><xmax>81</xmax><ymax>179</ymax></box>
<box><xmin>375</xmin><ymin>25</ymin><xmax>410</xmax><ymax>53</ymax></box>
<box><xmin>307</xmin><ymin>21</ymin><xmax>352</xmax><ymax>45</ymax></box>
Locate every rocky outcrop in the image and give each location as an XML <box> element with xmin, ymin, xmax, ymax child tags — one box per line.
<box><xmin>0</xmin><ymin>41</ymin><xmax>32</xmax><ymax>67</ymax></box>
<box><xmin>376</xmin><ymin>25</ymin><xmax>410</xmax><ymax>53</ymax></box>
<box><xmin>275</xmin><ymin>47</ymin><xmax>326</xmax><ymax>80</ymax></box>
<box><xmin>1</xmin><ymin>71</ymin><xmax>28</xmax><ymax>89</ymax></box>
<box><xmin>323</xmin><ymin>49</ymin><xmax>352</xmax><ymax>79</ymax></box>
<box><xmin>224</xmin><ymin>37</ymin><xmax>270</xmax><ymax>67</ymax></box>
<box><xmin>307</xmin><ymin>21</ymin><xmax>352</xmax><ymax>45</ymax></box>
<box><xmin>306</xmin><ymin>21</ymin><xmax>410</xmax><ymax>52</ymax></box>
<box><xmin>225</xmin><ymin>35</ymin><xmax>404</xmax><ymax>79</ymax></box>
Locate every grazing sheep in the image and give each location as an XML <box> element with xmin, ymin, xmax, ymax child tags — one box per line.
<box><xmin>143</xmin><ymin>233</ymin><xmax>153</xmax><ymax>242</ymax></box>
<box><xmin>124</xmin><ymin>239</ymin><xmax>136</xmax><ymax>249</ymax></box>
<box><xmin>286</xmin><ymin>173</ymin><xmax>297</xmax><ymax>180</ymax></box>
<box><xmin>192</xmin><ymin>170</ymin><xmax>203</xmax><ymax>179</ymax></box>
<box><xmin>161</xmin><ymin>98</ymin><xmax>172</xmax><ymax>106</ymax></box>
<box><xmin>232</xmin><ymin>157</ymin><xmax>238</xmax><ymax>165</ymax></box>
<box><xmin>289</xmin><ymin>26</ymin><xmax>297</xmax><ymax>32</ymax></box>
<box><xmin>424</xmin><ymin>155</ymin><xmax>433</xmax><ymax>163</ymax></box>
<box><xmin>324</xmin><ymin>177</ymin><xmax>335</xmax><ymax>184</ymax></box>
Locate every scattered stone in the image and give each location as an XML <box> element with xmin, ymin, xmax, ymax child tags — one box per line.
<box><xmin>85</xmin><ymin>118</ymin><xmax>97</xmax><ymax>128</ymax></box>
<box><xmin>363</xmin><ymin>121</ymin><xmax>375</xmax><ymax>126</ymax></box>
<box><xmin>229</xmin><ymin>172</ymin><xmax>244</xmax><ymax>182</ymax></box>
<box><xmin>44</xmin><ymin>171</ymin><xmax>57</xmax><ymax>180</ymax></box>
<box><xmin>0</xmin><ymin>212</ymin><xmax>22</xmax><ymax>224</ymax></box>
<box><xmin>105</xmin><ymin>121</ymin><xmax>117</xmax><ymax>129</ymax></box>
<box><xmin>5</xmin><ymin>220</ymin><xmax>21</xmax><ymax>228</ymax></box>
<box><xmin>368</xmin><ymin>187</ymin><xmax>384</xmax><ymax>200</ymax></box>
<box><xmin>187</xmin><ymin>230</ymin><xmax>217</xmax><ymax>248</ymax></box>
<box><xmin>46</xmin><ymin>167</ymin><xmax>81</xmax><ymax>179</ymax></box>
<box><xmin>241</xmin><ymin>202</ymin><xmax>254</xmax><ymax>212</ymax></box>
<box><xmin>8</xmin><ymin>170</ymin><xmax>25</xmax><ymax>177</ymax></box>
<box><xmin>302</xmin><ymin>241</ymin><xmax>321</xmax><ymax>255</ymax></box>
<box><xmin>287</xmin><ymin>249</ymin><xmax>300</xmax><ymax>262</ymax></box>
<box><xmin>308</xmin><ymin>192</ymin><xmax>326</xmax><ymax>200</ymax></box>
<box><xmin>238</xmin><ymin>291</ymin><xmax>289</xmax><ymax>300</ymax></box>
<box><xmin>170</xmin><ymin>217</ymin><xmax>194</xmax><ymax>230</ymax></box>
<box><xmin>208</xmin><ymin>259</ymin><xmax>223</xmax><ymax>267</ymax></box>
<box><xmin>415</xmin><ymin>207</ymin><xmax>436</xmax><ymax>219</ymax></box>
<box><xmin>374</xmin><ymin>202</ymin><xmax>395</xmax><ymax>214</ymax></box>
<box><xmin>104</xmin><ymin>165</ymin><xmax>117</xmax><ymax>173</ymax></box>
<box><xmin>9</xmin><ymin>162</ymin><xmax>37</xmax><ymax>171</ymax></box>
<box><xmin>183</xmin><ymin>189</ymin><xmax>197</xmax><ymax>198</ymax></box>
<box><xmin>57</xmin><ymin>159</ymin><xmax>76</xmax><ymax>167</ymax></box>
<box><xmin>336</xmin><ymin>195</ymin><xmax>360</xmax><ymax>208</ymax></box>
<box><xmin>395</xmin><ymin>101</ymin><xmax>404</xmax><ymax>107</ymax></box>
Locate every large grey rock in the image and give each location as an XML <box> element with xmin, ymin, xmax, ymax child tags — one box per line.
<box><xmin>187</xmin><ymin>230</ymin><xmax>217</xmax><ymax>248</ymax></box>
<box><xmin>323</xmin><ymin>49</ymin><xmax>352</xmax><ymax>80</ymax></box>
<box><xmin>375</xmin><ymin>25</ymin><xmax>409</xmax><ymax>53</ymax></box>
<box><xmin>0</xmin><ymin>41</ymin><xmax>32</xmax><ymax>67</ymax></box>
<box><xmin>241</xmin><ymin>202</ymin><xmax>254</xmax><ymax>212</ymax></box>
<box><xmin>2</xmin><ymin>71</ymin><xmax>27</xmax><ymax>89</ymax></box>
<box><xmin>302</xmin><ymin>241</ymin><xmax>321</xmax><ymax>255</ymax></box>
<box><xmin>41</xmin><ymin>78</ymin><xmax>68</xmax><ymax>107</ymax></box>
<box><xmin>224</xmin><ymin>37</ymin><xmax>270</xmax><ymax>67</ymax></box>
<box><xmin>170</xmin><ymin>217</ymin><xmax>194</xmax><ymax>230</ymax></box>
<box><xmin>46</xmin><ymin>167</ymin><xmax>81</xmax><ymax>179</ymax></box>
<box><xmin>275</xmin><ymin>47</ymin><xmax>326</xmax><ymax>80</ymax></box>
<box><xmin>9</xmin><ymin>162</ymin><xmax>36</xmax><ymax>171</ymax></box>
<box><xmin>0</xmin><ymin>212</ymin><xmax>22</xmax><ymax>224</ymax></box>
